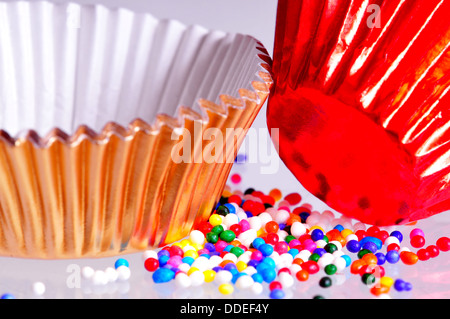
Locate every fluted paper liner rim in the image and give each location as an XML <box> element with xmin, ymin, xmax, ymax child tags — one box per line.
<box><xmin>0</xmin><ymin>38</ymin><xmax>273</xmax><ymax>259</ymax></box>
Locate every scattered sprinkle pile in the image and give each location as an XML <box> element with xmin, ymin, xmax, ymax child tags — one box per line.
<box><xmin>2</xmin><ymin>174</ymin><xmax>450</xmax><ymax>299</ymax></box>
<box><xmin>141</xmin><ymin>180</ymin><xmax>450</xmax><ymax>299</ymax></box>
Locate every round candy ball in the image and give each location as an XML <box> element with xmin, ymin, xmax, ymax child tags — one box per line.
<box><xmin>346</xmin><ymin>240</ymin><xmax>361</xmax><ymax>253</ymax></box>
<box><xmin>386</xmin><ymin>250</ymin><xmax>400</xmax><ymax>264</ymax></box>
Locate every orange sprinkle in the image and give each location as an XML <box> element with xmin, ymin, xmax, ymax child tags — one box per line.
<box><xmin>362</xmin><ymin>253</ymin><xmax>378</xmax><ymax>266</ymax></box>
<box><xmin>286</xmin><ymin>214</ymin><xmax>301</xmax><ymax>225</ymax></box>
<box><xmin>268</xmin><ymin>188</ymin><xmax>282</xmax><ymax>202</ymax></box>
<box><xmin>370</xmin><ymin>285</ymin><xmax>390</xmax><ymax>296</ymax></box>
<box><xmin>293</xmin><ymin>258</ymin><xmax>304</xmax><ymax>266</ymax></box>
<box><xmin>219</xmin><ymin>260</ymin><xmax>235</xmax><ymax>267</ymax></box>
<box><xmin>350</xmin><ymin>259</ymin><xmax>367</xmax><ymax>274</ymax></box>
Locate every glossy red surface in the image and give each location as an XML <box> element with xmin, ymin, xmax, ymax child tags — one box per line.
<box><xmin>267</xmin><ymin>0</ymin><xmax>450</xmax><ymax>225</ymax></box>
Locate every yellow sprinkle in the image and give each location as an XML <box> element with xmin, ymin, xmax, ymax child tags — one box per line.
<box><xmin>236</xmin><ymin>261</ymin><xmax>247</xmax><ymax>272</ymax></box>
<box><xmin>209</xmin><ymin>214</ymin><xmax>223</xmax><ymax>226</ymax></box>
<box><xmin>179</xmin><ymin>239</ymin><xmax>190</xmax><ymax>248</ymax></box>
<box><xmin>256</xmin><ymin>229</ymin><xmax>265</xmax><ymax>237</ymax></box>
<box><xmin>187</xmin><ymin>267</ymin><xmax>199</xmax><ymax>276</ymax></box>
<box><xmin>380</xmin><ymin>276</ymin><xmax>394</xmax><ymax>288</ymax></box>
<box><xmin>184</xmin><ymin>250</ymin><xmax>198</xmax><ymax>259</ymax></box>
<box><xmin>203</xmin><ymin>270</ymin><xmax>216</xmax><ymax>283</ymax></box>
<box><xmin>341</xmin><ymin>229</ymin><xmax>353</xmax><ymax>239</ymax></box>
<box><xmin>191</xmin><ymin>243</ymin><xmax>204</xmax><ymax>251</ymax></box>
<box><xmin>218</xmin><ymin>283</ymin><xmax>234</xmax><ymax>295</ymax></box>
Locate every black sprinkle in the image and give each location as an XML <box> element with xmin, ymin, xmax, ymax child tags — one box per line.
<box><xmin>244</xmin><ymin>188</ymin><xmax>255</xmax><ymax>195</ymax></box>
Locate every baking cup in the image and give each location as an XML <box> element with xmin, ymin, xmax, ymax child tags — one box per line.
<box><xmin>267</xmin><ymin>0</ymin><xmax>449</xmax><ymax>226</ymax></box>
<box><xmin>0</xmin><ymin>1</ymin><xmax>272</xmax><ymax>258</ymax></box>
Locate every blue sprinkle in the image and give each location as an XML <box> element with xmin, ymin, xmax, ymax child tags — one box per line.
<box><xmin>223</xmin><ymin>245</ymin><xmax>233</xmax><ymax>252</ymax></box>
<box><xmin>362</xmin><ymin>241</ymin><xmax>378</xmax><ymax>253</ymax></box>
<box><xmin>359</xmin><ymin>236</ymin><xmax>383</xmax><ymax>250</ymax></box>
<box><xmin>375</xmin><ymin>252</ymin><xmax>386</xmax><ymax>265</ymax></box>
<box><xmin>234</xmin><ymin>153</ymin><xmax>247</xmax><ymax>164</ymax></box>
<box><xmin>299</xmin><ymin>212</ymin><xmax>310</xmax><ymax>222</ymax></box>
<box><xmin>247</xmin><ymin>260</ymin><xmax>259</xmax><ymax>268</ymax></box>
<box><xmin>152</xmin><ymin>268</ymin><xmax>175</xmax><ymax>283</ymax></box>
<box><xmin>229</xmin><ymin>268</ymin><xmax>238</xmax><ymax>276</ymax></box>
<box><xmin>1</xmin><ymin>293</ymin><xmax>15</xmax><ymax>299</ymax></box>
<box><xmin>204</xmin><ymin>242</ymin><xmax>216</xmax><ymax>252</ymax></box>
<box><xmin>181</xmin><ymin>256</ymin><xmax>195</xmax><ymax>265</ymax></box>
<box><xmin>341</xmin><ymin>255</ymin><xmax>352</xmax><ymax>267</ymax></box>
<box><xmin>259</xmin><ymin>244</ymin><xmax>274</xmax><ymax>257</ymax></box>
<box><xmin>404</xmin><ymin>282</ymin><xmax>413</xmax><ymax>291</ymax></box>
<box><xmin>390</xmin><ymin>231</ymin><xmax>403</xmax><ymax>243</ymax></box>
<box><xmin>311</xmin><ymin>229</ymin><xmax>324</xmax><ymax>241</ymax></box>
<box><xmin>224</xmin><ymin>203</ymin><xmax>236</xmax><ymax>214</ymax></box>
<box><xmin>232</xmin><ymin>272</ymin><xmax>246</xmax><ymax>284</ymax></box>
<box><xmin>346</xmin><ymin>240</ymin><xmax>361</xmax><ymax>253</ymax></box>
<box><xmin>252</xmin><ymin>238</ymin><xmax>265</xmax><ymax>249</ymax></box>
<box><xmin>212</xmin><ymin>266</ymin><xmax>223</xmax><ymax>272</ymax></box>
<box><xmin>256</xmin><ymin>262</ymin><xmax>270</xmax><ymax>273</ymax></box>
<box><xmin>313</xmin><ymin>248</ymin><xmax>327</xmax><ymax>257</ymax></box>
<box><xmin>261</xmin><ymin>268</ymin><xmax>277</xmax><ymax>283</ymax></box>
<box><xmin>157</xmin><ymin>250</ymin><xmax>170</xmax><ymax>258</ymax></box>
<box><xmin>333</xmin><ymin>224</ymin><xmax>344</xmax><ymax>232</ymax></box>
<box><xmin>224</xmin><ymin>263</ymin><xmax>237</xmax><ymax>271</ymax></box>
<box><xmin>270</xmin><ymin>289</ymin><xmax>285</xmax><ymax>299</ymax></box>
<box><xmin>158</xmin><ymin>255</ymin><xmax>170</xmax><ymax>266</ymax></box>
<box><xmin>114</xmin><ymin>258</ymin><xmax>129</xmax><ymax>269</ymax></box>
<box><xmin>386</xmin><ymin>250</ymin><xmax>400</xmax><ymax>264</ymax></box>
<box><xmin>394</xmin><ymin>279</ymin><xmax>406</xmax><ymax>291</ymax></box>
<box><xmin>252</xmin><ymin>273</ymin><xmax>263</xmax><ymax>283</ymax></box>
<box><xmin>288</xmin><ymin>248</ymin><xmax>299</xmax><ymax>258</ymax></box>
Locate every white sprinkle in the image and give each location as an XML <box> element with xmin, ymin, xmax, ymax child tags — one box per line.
<box><xmin>32</xmin><ymin>282</ymin><xmax>46</xmax><ymax>296</ymax></box>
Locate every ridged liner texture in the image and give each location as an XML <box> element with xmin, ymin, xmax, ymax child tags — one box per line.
<box><xmin>268</xmin><ymin>0</ymin><xmax>449</xmax><ymax>225</ymax></box>
<box><xmin>0</xmin><ymin>1</ymin><xmax>273</xmax><ymax>258</ymax></box>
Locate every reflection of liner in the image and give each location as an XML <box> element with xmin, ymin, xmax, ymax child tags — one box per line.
<box><xmin>0</xmin><ymin>1</ymin><xmax>273</xmax><ymax>258</ymax></box>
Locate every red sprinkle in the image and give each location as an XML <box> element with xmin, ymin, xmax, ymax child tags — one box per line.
<box><xmin>410</xmin><ymin>235</ymin><xmax>425</xmax><ymax>248</ymax></box>
<box><xmin>417</xmin><ymin>249</ymin><xmax>430</xmax><ymax>261</ymax></box>
<box><xmin>436</xmin><ymin>237</ymin><xmax>450</xmax><ymax>252</ymax></box>
<box><xmin>426</xmin><ymin>245</ymin><xmax>440</xmax><ymax>258</ymax></box>
<box><xmin>144</xmin><ymin>258</ymin><xmax>159</xmax><ymax>272</ymax></box>
<box><xmin>300</xmin><ymin>261</ymin><xmax>319</xmax><ymax>274</ymax></box>
<box><xmin>284</xmin><ymin>193</ymin><xmax>302</xmax><ymax>205</ymax></box>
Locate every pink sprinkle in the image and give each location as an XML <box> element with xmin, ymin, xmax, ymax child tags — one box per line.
<box><xmin>167</xmin><ymin>255</ymin><xmax>182</xmax><ymax>267</ymax></box>
<box><xmin>251</xmin><ymin>250</ymin><xmax>263</xmax><ymax>261</ymax></box>
<box><xmin>230</xmin><ymin>174</ymin><xmax>241</xmax><ymax>184</ymax></box>
<box><xmin>215</xmin><ymin>240</ymin><xmax>228</xmax><ymax>252</ymax></box>
<box><xmin>239</xmin><ymin>219</ymin><xmax>250</xmax><ymax>232</ymax></box>
<box><xmin>410</xmin><ymin>228</ymin><xmax>425</xmax><ymax>238</ymax></box>
<box><xmin>289</xmin><ymin>239</ymin><xmax>301</xmax><ymax>248</ymax></box>
<box><xmin>274</xmin><ymin>242</ymin><xmax>289</xmax><ymax>254</ymax></box>
<box><xmin>302</xmin><ymin>239</ymin><xmax>317</xmax><ymax>252</ymax></box>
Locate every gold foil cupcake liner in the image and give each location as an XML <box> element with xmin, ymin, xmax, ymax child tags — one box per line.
<box><xmin>0</xmin><ymin>1</ymin><xmax>273</xmax><ymax>258</ymax></box>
